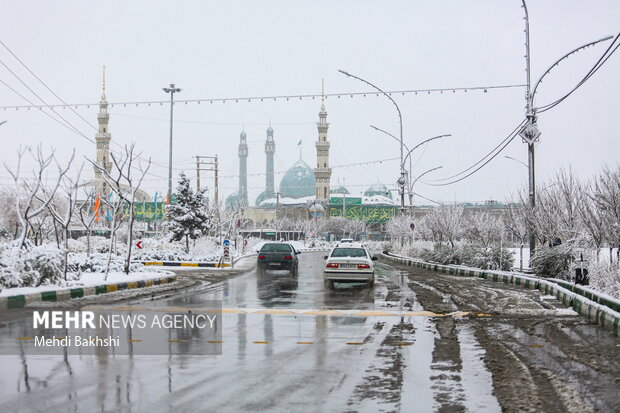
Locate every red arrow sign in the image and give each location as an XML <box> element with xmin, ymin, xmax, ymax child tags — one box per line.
<box><xmin>136</xmin><ymin>241</ymin><xmax>143</xmax><ymax>249</ymax></box>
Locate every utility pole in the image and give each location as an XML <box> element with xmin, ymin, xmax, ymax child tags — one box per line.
<box><xmin>196</xmin><ymin>157</ymin><xmax>201</xmax><ymax>192</ymax></box>
<box><xmin>162</xmin><ymin>84</ymin><xmax>182</xmax><ymax>202</ymax></box>
<box><xmin>214</xmin><ymin>155</ymin><xmax>219</xmax><ymax>205</ymax></box>
<box><xmin>195</xmin><ymin>155</ymin><xmax>219</xmax><ymax>201</ymax></box>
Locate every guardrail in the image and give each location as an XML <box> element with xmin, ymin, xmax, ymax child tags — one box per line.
<box><xmin>381</xmin><ymin>252</ymin><xmax>620</xmax><ymax>337</ymax></box>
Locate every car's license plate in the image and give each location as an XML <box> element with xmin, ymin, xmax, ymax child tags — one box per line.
<box><xmin>269</xmin><ymin>262</ymin><xmax>282</xmax><ymax>266</ymax></box>
<box><xmin>341</xmin><ymin>264</ymin><xmax>356</xmax><ymax>268</ymax></box>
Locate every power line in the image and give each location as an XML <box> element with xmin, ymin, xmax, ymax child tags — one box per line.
<box><xmin>0</xmin><ymin>83</ymin><xmax>526</xmax><ymax>111</ymax></box>
<box><xmin>0</xmin><ymin>47</ymin><xmax>172</xmax><ymax>181</ymax></box>
<box><xmin>425</xmin><ymin>119</ymin><xmax>527</xmax><ymax>183</ymax></box>
<box><xmin>422</xmin><ymin>120</ymin><xmax>525</xmax><ymax>187</ymax></box>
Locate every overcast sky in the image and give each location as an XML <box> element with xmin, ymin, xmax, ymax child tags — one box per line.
<box><xmin>1</xmin><ymin>0</ymin><xmax>618</xmax><ymax>205</ymax></box>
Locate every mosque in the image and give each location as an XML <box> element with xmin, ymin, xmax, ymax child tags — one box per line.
<box><xmin>225</xmin><ymin>85</ymin><xmax>398</xmax><ymax>229</ymax></box>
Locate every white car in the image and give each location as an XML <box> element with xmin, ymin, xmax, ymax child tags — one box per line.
<box><xmin>323</xmin><ymin>243</ymin><xmax>377</xmax><ymax>288</ymax></box>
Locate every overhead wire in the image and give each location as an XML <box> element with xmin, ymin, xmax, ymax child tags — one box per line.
<box><xmin>425</xmin><ymin>119</ymin><xmax>527</xmax><ymax>183</ymax></box>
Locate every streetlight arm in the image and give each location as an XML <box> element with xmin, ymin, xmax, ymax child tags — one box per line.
<box><xmin>404</xmin><ymin>134</ymin><xmax>451</xmax><ymax>165</ymax></box>
<box><xmin>531</xmin><ymin>35</ymin><xmax>614</xmax><ymax>108</ymax></box>
<box><xmin>339</xmin><ymin>70</ymin><xmax>402</xmax><ymax>130</ymax></box>
<box><xmin>410</xmin><ymin>166</ymin><xmax>442</xmax><ymax>191</ymax></box>
<box><xmin>339</xmin><ymin>69</ymin><xmax>404</xmax><ymax>175</ymax></box>
<box><xmin>504</xmin><ymin>155</ymin><xmax>528</xmax><ymax>168</ymax></box>
<box><xmin>369</xmin><ymin>125</ymin><xmax>410</xmax><ymax>153</ymax></box>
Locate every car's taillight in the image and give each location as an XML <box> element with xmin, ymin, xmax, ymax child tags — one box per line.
<box><xmin>258</xmin><ymin>255</ymin><xmax>266</xmax><ymax>259</ymax></box>
<box><xmin>357</xmin><ymin>264</ymin><xmax>371</xmax><ymax>269</ymax></box>
<box><xmin>284</xmin><ymin>255</ymin><xmax>293</xmax><ymax>260</ymax></box>
<box><xmin>326</xmin><ymin>263</ymin><xmax>339</xmax><ymax>268</ymax></box>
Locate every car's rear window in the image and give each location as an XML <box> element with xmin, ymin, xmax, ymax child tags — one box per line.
<box><xmin>330</xmin><ymin>248</ymin><xmax>367</xmax><ymax>258</ymax></box>
<box><xmin>260</xmin><ymin>243</ymin><xmax>293</xmax><ymax>252</ymax></box>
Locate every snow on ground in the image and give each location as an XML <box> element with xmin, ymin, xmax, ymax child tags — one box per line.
<box><xmin>0</xmin><ymin>270</ymin><xmax>173</xmax><ymax>297</ymax></box>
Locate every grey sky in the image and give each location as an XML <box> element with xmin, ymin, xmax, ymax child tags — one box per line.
<box><xmin>1</xmin><ymin>0</ymin><xmax>618</xmax><ymax>205</ymax></box>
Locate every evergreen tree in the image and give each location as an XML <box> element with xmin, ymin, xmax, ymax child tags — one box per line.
<box><xmin>166</xmin><ymin>173</ymin><xmax>211</xmax><ymax>252</ymax></box>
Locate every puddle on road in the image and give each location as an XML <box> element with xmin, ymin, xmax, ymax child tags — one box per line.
<box><xmin>458</xmin><ymin>323</ymin><xmax>502</xmax><ymax>413</ymax></box>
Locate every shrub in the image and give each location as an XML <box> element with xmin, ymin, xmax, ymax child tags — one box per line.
<box><xmin>0</xmin><ymin>242</ymin><xmax>67</xmax><ymax>289</ymax></box>
<box><xmin>530</xmin><ymin>245</ymin><xmax>574</xmax><ymax>279</ymax></box>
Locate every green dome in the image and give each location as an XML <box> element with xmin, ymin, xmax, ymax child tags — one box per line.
<box><xmin>331</xmin><ymin>185</ymin><xmax>350</xmax><ymax>195</ymax></box>
<box><xmin>279</xmin><ymin>159</ymin><xmax>316</xmax><ymax>199</ymax></box>
<box><xmin>364</xmin><ymin>182</ymin><xmax>392</xmax><ymax>199</ymax></box>
<box><xmin>225</xmin><ymin>192</ymin><xmax>240</xmax><ymax>210</ymax></box>
<box><xmin>255</xmin><ymin>190</ymin><xmax>275</xmax><ymax>207</ymax></box>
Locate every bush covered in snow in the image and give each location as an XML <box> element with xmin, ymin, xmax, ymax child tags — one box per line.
<box><xmin>529</xmin><ymin>245</ymin><xmax>575</xmax><ymax>280</ymax></box>
<box><xmin>587</xmin><ymin>260</ymin><xmax>620</xmax><ymax>300</ymax></box>
<box><xmin>0</xmin><ymin>242</ymin><xmax>71</xmax><ymax>289</ymax></box>
<box><xmin>390</xmin><ymin>241</ymin><xmax>514</xmax><ymax>271</ymax></box>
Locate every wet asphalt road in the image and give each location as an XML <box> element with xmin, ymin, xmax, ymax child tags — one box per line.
<box><xmin>0</xmin><ymin>251</ymin><xmax>618</xmax><ymax>412</ymax></box>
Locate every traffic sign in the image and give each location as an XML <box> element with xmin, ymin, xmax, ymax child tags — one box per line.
<box><xmin>223</xmin><ymin>239</ymin><xmax>230</xmax><ymax>246</ymax></box>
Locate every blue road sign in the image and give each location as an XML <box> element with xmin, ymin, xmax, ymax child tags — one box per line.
<box><xmin>223</xmin><ymin>239</ymin><xmax>230</xmax><ymax>246</ymax></box>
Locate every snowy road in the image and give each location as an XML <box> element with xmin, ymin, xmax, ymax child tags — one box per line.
<box><xmin>0</xmin><ymin>252</ymin><xmax>618</xmax><ymax>412</ymax></box>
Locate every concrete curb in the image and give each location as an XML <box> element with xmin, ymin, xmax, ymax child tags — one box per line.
<box><xmin>0</xmin><ymin>275</ymin><xmax>177</xmax><ymax>310</ymax></box>
<box><xmin>139</xmin><ymin>261</ymin><xmax>231</xmax><ymax>268</ymax></box>
<box><xmin>381</xmin><ymin>252</ymin><xmax>620</xmax><ymax>337</ymax></box>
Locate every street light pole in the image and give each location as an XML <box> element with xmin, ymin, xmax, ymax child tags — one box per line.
<box><xmin>339</xmin><ymin>70</ymin><xmax>406</xmax><ymax>213</ymax></box>
<box><xmin>520</xmin><ymin>0</ymin><xmax>613</xmax><ymax>261</ymax></box>
<box><xmin>409</xmin><ymin>166</ymin><xmax>443</xmax><ymax>215</ymax></box>
<box><xmin>162</xmin><ymin>83</ymin><xmax>182</xmax><ymax>202</ymax></box>
<box><xmin>371</xmin><ymin>125</ymin><xmax>450</xmax><ymax>210</ymax></box>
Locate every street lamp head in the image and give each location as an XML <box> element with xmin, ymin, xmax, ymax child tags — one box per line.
<box><xmin>162</xmin><ymin>88</ymin><xmax>171</xmax><ymax>93</ymax></box>
<box><xmin>338</xmin><ymin>69</ymin><xmax>350</xmax><ymax>77</ymax></box>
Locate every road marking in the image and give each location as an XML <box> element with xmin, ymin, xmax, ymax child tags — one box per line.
<box><xmin>168</xmin><ymin>339</ymin><xmax>185</xmax><ymax>343</ymax></box>
<box><xmin>346</xmin><ymin>342</ymin><xmax>364</xmax><ymax>345</ymax></box>
<box><xmin>81</xmin><ymin>306</ymin><xmax>483</xmax><ymax>318</ymax></box>
<box><xmin>253</xmin><ymin>341</ymin><xmax>270</xmax><ymax>344</ymax></box>
<box><xmin>297</xmin><ymin>341</ymin><xmax>314</xmax><ymax>345</ymax></box>
<box><xmin>208</xmin><ymin>340</ymin><xmax>224</xmax><ymax>344</ymax></box>
<box><xmin>16</xmin><ymin>337</ymin><xmax>32</xmax><ymax>340</ymax></box>
<box><xmin>128</xmin><ymin>339</ymin><xmax>143</xmax><ymax>342</ymax></box>
<box><xmin>253</xmin><ymin>309</ymin><xmax>297</xmax><ymax>315</ymax></box>
<box><xmin>528</xmin><ymin>344</ymin><xmax>544</xmax><ymax>347</ymax></box>
<box><xmin>389</xmin><ymin>342</ymin><xmax>413</xmax><ymax>346</ymax></box>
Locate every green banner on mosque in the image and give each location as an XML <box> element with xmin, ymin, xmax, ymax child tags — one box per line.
<box><xmin>121</xmin><ymin>202</ymin><xmax>167</xmax><ymax>222</ymax></box>
<box><xmin>328</xmin><ymin>204</ymin><xmax>398</xmax><ymax>223</ymax></box>
<box><xmin>329</xmin><ymin>197</ymin><xmax>362</xmax><ymax>205</ymax></box>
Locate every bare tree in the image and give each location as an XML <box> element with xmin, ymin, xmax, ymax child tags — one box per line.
<box><xmin>77</xmin><ymin>187</ymin><xmax>99</xmax><ymax>258</ymax></box>
<box><xmin>591</xmin><ymin>165</ymin><xmax>620</xmax><ymax>267</ymax></box>
<box><xmin>504</xmin><ymin>202</ymin><xmax>529</xmax><ymax>271</ymax></box>
<box><xmin>465</xmin><ymin>211</ymin><xmax>503</xmax><ymax>248</ymax></box>
<box><xmin>432</xmin><ymin>204</ymin><xmax>463</xmax><ymax>249</ymax></box>
<box><xmin>91</xmin><ymin>144</ymin><xmax>151</xmax><ymax>275</ymax></box>
<box><xmin>38</xmin><ymin>163</ymin><xmax>83</xmax><ymax>279</ymax></box>
<box><xmin>3</xmin><ymin>146</ymin><xmax>73</xmax><ymax>249</ymax></box>
<box><xmin>578</xmin><ymin>180</ymin><xmax>606</xmax><ymax>258</ymax></box>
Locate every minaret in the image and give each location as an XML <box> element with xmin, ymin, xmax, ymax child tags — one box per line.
<box><xmin>238</xmin><ymin>130</ymin><xmax>249</xmax><ymax>206</ymax></box>
<box><xmin>265</xmin><ymin>124</ymin><xmax>275</xmax><ymax>199</ymax></box>
<box><xmin>94</xmin><ymin>66</ymin><xmax>112</xmax><ymax>198</ymax></box>
<box><xmin>314</xmin><ymin>80</ymin><xmax>332</xmax><ymax>200</ymax></box>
